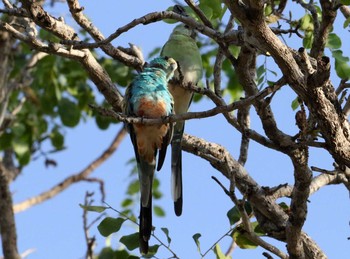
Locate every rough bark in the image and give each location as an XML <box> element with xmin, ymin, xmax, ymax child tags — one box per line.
<box><xmin>0</xmin><ymin>164</ymin><xmax>20</xmax><ymax>259</ymax></box>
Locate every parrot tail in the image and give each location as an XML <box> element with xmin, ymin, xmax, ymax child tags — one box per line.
<box><xmin>138</xmin><ymin>159</ymin><xmax>154</xmax><ymax>254</ymax></box>
<box><xmin>139</xmin><ymin>197</ymin><xmax>152</xmax><ymax>254</ymax></box>
<box><xmin>171</xmin><ymin>128</ymin><xmax>184</xmax><ymax>216</ymax></box>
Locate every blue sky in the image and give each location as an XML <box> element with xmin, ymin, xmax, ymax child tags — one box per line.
<box><xmin>3</xmin><ymin>1</ymin><xmax>350</xmax><ymax>258</ymax></box>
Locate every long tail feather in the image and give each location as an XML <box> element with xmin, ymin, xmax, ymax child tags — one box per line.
<box><xmin>171</xmin><ymin>127</ymin><xmax>184</xmax><ymax>216</ymax></box>
<box><xmin>139</xmin><ymin>195</ymin><xmax>152</xmax><ymax>254</ymax></box>
<box><xmin>138</xmin><ymin>159</ymin><xmax>154</xmax><ymax>254</ymax></box>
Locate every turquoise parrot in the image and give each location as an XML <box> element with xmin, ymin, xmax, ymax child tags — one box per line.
<box><xmin>161</xmin><ymin>24</ymin><xmax>203</xmax><ymax>216</ymax></box>
<box><xmin>123</xmin><ymin>56</ymin><xmax>177</xmax><ymax>254</ymax></box>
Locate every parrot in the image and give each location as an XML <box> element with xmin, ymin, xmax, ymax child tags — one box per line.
<box><xmin>161</xmin><ymin>24</ymin><xmax>203</xmax><ymax>216</ymax></box>
<box><xmin>123</xmin><ymin>56</ymin><xmax>177</xmax><ymax>254</ymax></box>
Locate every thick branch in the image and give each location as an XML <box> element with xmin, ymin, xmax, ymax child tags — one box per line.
<box><xmin>0</xmin><ymin>16</ymin><xmax>17</xmax><ymax>128</ymax></box>
<box><xmin>13</xmin><ymin>128</ymin><xmax>126</xmax><ymax>213</ymax></box>
<box><xmin>0</xmin><ymin>164</ymin><xmax>20</xmax><ymax>259</ymax></box>
<box><xmin>306</xmin><ymin>58</ymin><xmax>350</xmax><ymax>167</ymax></box>
<box><xmin>286</xmin><ymin>146</ymin><xmax>312</xmax><ymax>258</ymax></box>
<box><xmin>340</xmin><ymin>5</ymin><xmax>350</xmax><ymax>18</ymax></box>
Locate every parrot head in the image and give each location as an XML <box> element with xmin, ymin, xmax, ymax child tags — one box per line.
<box><xmin>148</xmin><ymin>56</ymin><xmax>178</xmax><ymax>81</ymax></box>
<box><xmin>171</xmin><ymin>24</ymin><xmax>197</xmax><ymax>40</ymax></box>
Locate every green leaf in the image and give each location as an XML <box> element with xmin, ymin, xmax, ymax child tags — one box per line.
<box><xmin>341</xmin><ymin>0</ymin><xmax>350</xmax><ymax>4</ymax></box>
<box><xmin>256</xmin><ymin>64</ymin><xmax>266</xmax><ymax>79</ymax></box>
<box><xmin>198</xmin><ymin>4</ymin><xmax>213</xmax><ymax>20</ymax></box>
<box><xmin>143</xmin><ymin>245</ymin><xmax>160</xmax><ymax>258</ymax></box>
<box><xmin>251</xmin><ymin>221</ymin><xmax>265</xmax><ymax>236</ymax></box>
<box><xmin>120</xmin><ymin>232</ymin><xmax>139</xmax><ymax>251</ymax></box>
<box><xmin>291</xmin><ymin>97</ymin><xmax>300</xmax><ymax>111</ymax></box>
<box><xmin>127</xmin><ymin>179</ymin><xmax>140</xmax><ymax>195</ymax></box>
<box><xmin>279</xmin><ymin>201</ymin><xmax>290</xmax><ymax>210</ymax></box>
<box><xmin>227</xmin><ymin>206</ymin><xmax>241</xmax><ymax>225</ymax></box>
<box><xmin>192</xmin><ymin>233</ymin><xmax>202</xmax><ymax>252</ymax></box>
<box><xmin>12</xmin><ymin>137</ymin><xmax>29</xmax><ymax>156</ymax></box>
<box><xmin>227</xmin><ymin>202</ymin><xmax>253</xmax><ymax>225</ymax></box>
<box><xmin>154</xmin><ymin>206</ymin><xmax>165</xmax><ymax>217</ymax></box>
<box><xmin>17</xmin><ymin>151</ymin><xmax>31</xmax><ymax>165</ymax></box>
<box><xmin>303</xmin><ymin>32</ymin><xmax>313</xmax><ymax>49</ymax></box>
<box><xmin>98</xmin><ymin>247</ymin><xmax>116</xmax><ymax>259</ymax></box>
<box><xmin>95</xmin><ymin>113</ymin><xmax>111</xmax><ymax>130</ymax></box>
<box><xmin>344</xmin><ymin>16</ymin><xmax>350</xmax><ymax>28</ymax></box>
<box><xmin>121</xmin><ymin>198</ymin><xmax>133</xmax><ymax>208</ymax></box>
<box><xmin>58</xmin><ymin>98</ymin><xmax>81</xmax><ymax>127</ymax></box>
<box><xmin>12</xmin><ymin>123</ymin><xmax>26</xmax><ymax>136</ymax></box>
<box><xmin>233</xmin><ymin>228</ymin><xmax>258</xmax><ymax>249</ymax></box>
<box><xmin>50</xmin><ymin>128</ymin><xmax>64</xmax><ymax>149</ymax></box>
<box><xmin>200</xmin><ymin>0</ymin><xmax>222</xmax><ymax>19</ymax></box>
<box><xmin>161</xmin><ymin>227</ymin><xmax>171</xmax><ymax>245</ymax></box>
<box><xmin>97</xmin><ymin>217</ymin><xmax>126</xmax><ymax>237</ymax></box>
<box><xmin>299</xmin><ymin>14</ymin><xmax>314</xmax><ymax>31</ymax></box>
<box><xmin>79</xmin><ymin>204</ymin><xmax>108</xmax><ymax>213</ymax></box>
<box><xmin>113</xmin><ymin>250</ymin><xmax>130</xmax><ymax>259</ymax></box>
<box><xmin>326</xmin><ymin>33</ymin><xmax>342</xmax><ymax>49</ymax></box>
<box><xmin>152</xmin><ymin>178</ymin><xmax>162</xmax><ymax>199</ymax></box>
<box><xmin>12</xmin><ymin>135</ymin><xmax>31</xmax><ymax>165</ymax></box>
<box><xmin>335</xmin><ymin>60</ymin><xmax>350</xmax><ymax>79</ymax></box>
<box><xmin>0</xmin><ymin>132</ymin><xmax>12</xmax><ymax>150</ymax></box>
<box><xmin>332</xmin><ymin>50</ymin><xmax>349</xmax><ymax>63</ymax></box>
<box><xmin>213</xmin><ymin>243</ymin><xmax>230</xmax><ymax>259</ymax></box>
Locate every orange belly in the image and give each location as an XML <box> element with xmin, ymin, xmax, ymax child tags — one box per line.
<box><xmin>134</xmin><ymin>97</ymin><xmax>170</xmax><ymax>163</ymax></box>
<box><xmin>137</xmin><ymin>98</ymin><xmax>168</xmax><ymax>118</ymax></box>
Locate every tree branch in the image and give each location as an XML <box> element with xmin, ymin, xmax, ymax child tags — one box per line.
<box><xmin>0</xmin><ymin>163</ymin><xmax>20</xmax><ymax>259</ymax></box>
<box><xmin>13</xmin><ymin>127</ymin><xmax>126</xmax><ymax>213</ymax></box>
<box><xmin>310</xmin><ymin>0</ymin><xmax>337</xmax><ymax>59</ymax></box>
<box><xmin>286</xmin><ymin>146</ymin><xmax>312</xmax><ymax>258</ymax></box>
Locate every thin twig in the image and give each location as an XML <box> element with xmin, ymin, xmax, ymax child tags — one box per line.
<box><xmin>103</xmin><ymin>202</ymin><xmax>179</xmax><ymax>258</ymax></box>
<box><xmin>83</xmin><ymin>192</ymin><xmax>95</xmax><ymax>259</ymax></box>
<box><xmin>201</xmin><ymin>228</ymin><xmax>234</xmax><ymax>258</ymax></box>
<box><xmin>13</xmin><ymin>127</ymin><xmax>127</xmax><ymax>213</ymax></box>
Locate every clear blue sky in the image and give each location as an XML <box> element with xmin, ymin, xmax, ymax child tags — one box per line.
<box><xmin>3</xmin><ymin>1</ymin><xmax>350</xmax><ymax>258</ymax></box>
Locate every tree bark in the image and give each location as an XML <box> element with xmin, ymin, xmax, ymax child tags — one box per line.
<box><xmin>0</xmin><ymin>164</ymin><xmax>20</xmax><ymax>259</ymax></box>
